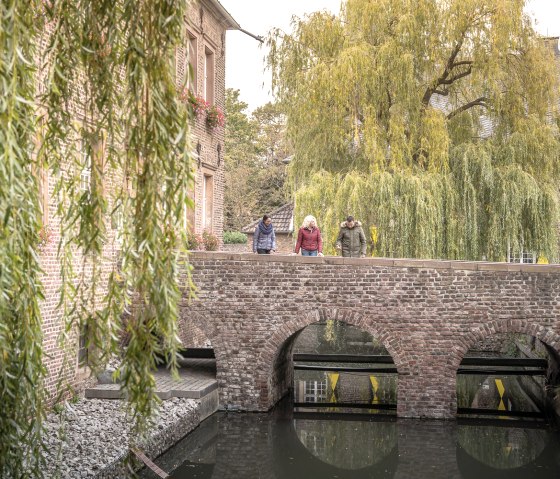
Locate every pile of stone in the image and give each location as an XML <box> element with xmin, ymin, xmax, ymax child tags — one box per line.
<box><xmin>43</xmin><ymin>396</ymin><xmax>199</xmax><ymax>478</ymax></box>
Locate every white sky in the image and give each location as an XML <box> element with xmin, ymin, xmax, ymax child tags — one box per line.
<box><xmin>220</xmin><ymin>0</ymin><xmax>560</xmax><ymax>111</ymax></box>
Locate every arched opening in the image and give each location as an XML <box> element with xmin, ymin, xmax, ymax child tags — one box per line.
<box><xmin>456</xmin><ymin>330</ymin><xmax>560</xmax><ymax>422</ymax></box>
<box><xmin>290</xmin><ymin>319</ymin><xmax>397</xmax><ymax>414</ymax></box>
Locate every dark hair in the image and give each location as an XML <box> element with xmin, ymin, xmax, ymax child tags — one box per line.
<box><xmin>346</xmin><ymin>215</ymin><xmax>354</xmax><ymax>222</ymax></box>
<box><xmin>263</xmin><ymin>215</ymin><xmax>271</xmax><ymax>222</ymax></box>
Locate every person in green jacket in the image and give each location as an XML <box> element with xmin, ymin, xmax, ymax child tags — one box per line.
<box><xmin>336</xmin><ymin>216</ymin><xmax>367</xmax><ymax>258</ymax></box>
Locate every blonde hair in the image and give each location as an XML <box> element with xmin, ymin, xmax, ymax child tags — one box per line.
<box><xmin>302</xmin><ymin>215</ymin><xmax>317</xmax><ymax>228</ymax></box>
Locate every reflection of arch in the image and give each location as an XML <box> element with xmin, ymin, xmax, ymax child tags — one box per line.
<box><xmin>451</xmin><ymin>320</ymin><xmax>560</xmax><ymax>372</ymax></box>
<box><xmin>272</xmin><ymin>413</ymin><xmax>398</xmax><ymax>479</ymax></box>
<box><xmin>456</xmin><ymin>424</ymin><xmax>558</xmax><ymax>478</ymax></box>
<box><xmin>293</xmin><ymin>417</ymin><xmax>398</xmax><ymax>470</ymax></box>
<box><xmin>255</xmin><ymin>308</ymin><xmax>405</xmax><ymax>408</ymax></box>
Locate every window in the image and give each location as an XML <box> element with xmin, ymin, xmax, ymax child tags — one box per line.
<box><xmin>187</xmin><ymin>33</ymin><xmax>198</xmax><ymax>90</ymax></box>
<box><xmin>111</xmin><ymin>198</ymin><xmax>124</xmax><ymax>247</ymax></box>
<box><xmin>34</xmin><ymin>118</ymin><xmax>49</xmax><ymax>227</ymax></box>
<box><xmin>37</xmin><ymin>167</ymin><xmax>49</xmax><ymax>227</ymax></box>
<box><xmin>203</xmin><ymin>47</ymin><xmax>214</xmax><ymax>104</ymax></box>
<box><xmin>80</xmin><ymin>139</ymin><xmax>92</xmax><ymax>192</ymax></box>
<box><xmin>80</xmin><ymin>132</ymin><xmax>106</xmax><ymax>193</ymax></box>
<box><xmin>304</xmin><ymin>379</ymin><xmax>327</xmax><ymax>403</ymax></box>
<box><xmin>78</xmin><ymin>324</ymin><xmax>88</xmax><ymax>367</ymax></box>
<box><xmin>508</xmin><ymin>250</ymin><xmax>536</xmax><ymax>264</ymax></box>
<box><xmin>507</xmin><ymin>241</ymin><xmax>536</xmax><ymax>264</ymax></box>
<box><xmin>183</xmin><ymin>187</ymin><xmax>196</xmax><ymax>232</ymax></box>
<box><xmin>202</xmin><ymin>173</ymin><xmax>214</xmax><ymax>231</ymax></box>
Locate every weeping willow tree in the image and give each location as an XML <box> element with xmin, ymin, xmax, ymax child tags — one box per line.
<box><xmin>1</xmin><ymin>0</ymin><xmax>192</xmax><ymax>476</ymax></box>
<box><xmin>268</xmin><ymin>0</ymin><xmax>560</xmax><ymax>260</ymax></box>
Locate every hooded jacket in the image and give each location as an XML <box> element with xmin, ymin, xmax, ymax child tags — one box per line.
<box><xmin>336</xmin><ymin>221</ymin><xmax>367</xmax><ymax>257</ymax></box>
<box><xmin>253</xmin><ymin>222</ymin><xmax>276</xmax><ymax>252</ymax></box>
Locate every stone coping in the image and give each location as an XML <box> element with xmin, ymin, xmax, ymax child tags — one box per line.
<box><xmin>188</xmin><ymin>251</ymin><xmax>560</xmax><ymax>273</ymax></box>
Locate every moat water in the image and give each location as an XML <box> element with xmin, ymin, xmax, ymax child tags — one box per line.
<box><xmin>141</xmin><ymin>325</ymin><xmax>560</xmax><ymax>478</ymax></box>
<box><xmin>140</xmin><ymin>398</ymin><xmax>560</xmax><ymax>479</ymax></box>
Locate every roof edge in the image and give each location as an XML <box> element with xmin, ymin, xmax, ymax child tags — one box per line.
<box><xmin>202</xmin><ymin>0</ymin><xmax>241</xmax><ymax>30</ymax></box>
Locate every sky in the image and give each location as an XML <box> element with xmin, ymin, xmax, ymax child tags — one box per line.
<box><xmin>219</xmin><ymin>0</ymin><xmax>560</xmax><ymax>112</ymax></box>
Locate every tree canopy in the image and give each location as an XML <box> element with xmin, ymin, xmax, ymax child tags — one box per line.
<box><xmin>268</xmin><ymin>0</ymin><xmax>560</xmax><ymax>260</ymax></box>
<box><xmin>224</xmin><ymin>89</ymin><xmax>290</xmax><ymax>231</ymax></box>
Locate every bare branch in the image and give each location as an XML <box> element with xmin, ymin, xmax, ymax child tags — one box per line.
<box><xmin>439</xmin><ymin>66</ymin><xmax>473</xmax><ymax>85</ymax></box>
<box><xmin>422</xmin><ymin>34</ymin><xmax>467</xmax><ymax>106</ymax></box>
<box><xmin>446</xmin><ymin>97</ymin><xmax>489</xmax><ymax>120</ymax></box>
<box><xmin>451</xmin><ymin>60</ymin><xmax>474</xmax><ymax>68</ymax></box>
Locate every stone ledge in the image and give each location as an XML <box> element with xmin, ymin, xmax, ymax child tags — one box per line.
<box><xmin>188</xmin><ymin>251</ymin><xmax>560</xmax><ymax>273</ymax></box>
<box><xmin>86</xmin><ymin>380</ymin><xmax>218</xmax><ymax>401</ymax></box>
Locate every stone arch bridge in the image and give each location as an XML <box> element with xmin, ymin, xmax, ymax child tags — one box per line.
<box><xmin>179</xmin><ymin>252</ymin><xmax>560</xmax><ymax>419</ymax></box>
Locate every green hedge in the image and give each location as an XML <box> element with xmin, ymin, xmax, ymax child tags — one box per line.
<box><xmin>223</xmin><ymin>231</ymin><xmax>247</xmax><ymax>244</ymax></box>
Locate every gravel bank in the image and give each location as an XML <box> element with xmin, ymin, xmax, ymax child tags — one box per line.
<box><xmin>43</xmin><ymin>397</ymin><xmax>201</xmax><ymax>478</ymax></box>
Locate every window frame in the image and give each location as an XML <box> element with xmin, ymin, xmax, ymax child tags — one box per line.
<box><xmin>202</xmin><ymin>172</ymin><xmax>214</xmax><ymax>232</ymax></box>
<box><xmin>203</xmin><ymin>45</ymin><xmax>215</xmax><ymax>105</ymax></box>
<box><xmin>187</xmin><ymin>31</ymin><xmax>198</xmax><ymax>91</ymax></box>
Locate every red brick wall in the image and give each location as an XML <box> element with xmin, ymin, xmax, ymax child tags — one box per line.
<box><xmin>180</xmin><ymin>0</ymin><xmax>227</xmax><ymax>244</ymax></box>
<box><xmin>38</xmin><ymin>3</ymin><xmax>229</xmax><ymax>400</ymax></box>
<box><xmin>180</xmin><ymin>253</ymin><xmax>560</xmax><ymax>418</ymax></box>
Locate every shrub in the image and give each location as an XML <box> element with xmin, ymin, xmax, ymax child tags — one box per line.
<box><xmin>202</xmin><ymin>230</ymin><xmax>219</xmax><ymax>251</ymax></box>
<box><xmin>223</xmin><ymin>231</ymin><xmax>247</xmax><ymax>244</ymax></box>
<box><xmin>186</xmin><ymin>230</ymin><xmax>202</xmax><ymax>250</ymax></box>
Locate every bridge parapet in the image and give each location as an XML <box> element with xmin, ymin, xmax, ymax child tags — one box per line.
<box><xmin>187</xmin><ymin>251</ymin><xmax>560</xmax><ymax>273</ymax></box>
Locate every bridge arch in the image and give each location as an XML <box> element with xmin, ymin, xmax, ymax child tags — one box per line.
<box><xmin>178</xmin><ymin>310</ymin><xmax>229</xmax><ymax>390</ymax></box>
<box><xmin>452</xmin><ymin>319</ymin><xmax>560</xmax><ymax>373</ymax></box>
<box><xmin>254</xmin><ymin>307</ymin><xmax>406</xmax><ymax>410</ymax></box>
<box><xmin>450</xmin><ymin>318</ymin><xmax>560</xmax><ymax>416</ymax></box>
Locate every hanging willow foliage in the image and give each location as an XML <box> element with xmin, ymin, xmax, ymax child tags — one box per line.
<box><xmin>1</xmin><ymin>0</ymin><xmax>193</xmax><ymax>476</ymax></box>
<box><xmin>0</xmin><ymin>1</ymin><xmax>46</xmax><ymax>477</ymax></box>
<box><xmin>269</xmin><ymin>0</ymin><xmax>560</xmax><ymax>261</ymax></box>
<box><xmin>295</xmin><ymin>151</ymin><xmax>559</xmax><ymax>261</ymax></box>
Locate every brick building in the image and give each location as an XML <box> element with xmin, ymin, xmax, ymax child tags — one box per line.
<box><xmin>182</xmin><ymin>0</ymin><xmax>240</xmax><ymax>241</ymax></box>
<box><xmin>37</xmin><ymin>1</ymin><xmax>240</xmax><ymax>399</ymax></box>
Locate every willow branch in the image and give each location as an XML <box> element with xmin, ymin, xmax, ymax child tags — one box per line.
<box><xmin>446</xmin><ymin>97</ymin><xmax>489</xmax><ymax>119</ymax></box>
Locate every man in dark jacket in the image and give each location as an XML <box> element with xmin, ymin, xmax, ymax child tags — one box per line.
<box><xmin>336</xmin><ymin>216</ymin><xmax>367</xmax><ymax>257</ymax></box>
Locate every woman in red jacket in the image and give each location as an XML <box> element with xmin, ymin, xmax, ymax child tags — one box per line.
<box><xmin>294</xmin><ymin>215</ymin><xmax>323</xmax><ymax>256</ymax></box>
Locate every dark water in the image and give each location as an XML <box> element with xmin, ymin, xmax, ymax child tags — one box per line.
<box><xmin>140</xmin><ymin>325</ymin><xmax>560</xmax><ymax>478</ymax></box>
<box><xmin>140</xmin><ymin>401</ymin><xmax>560</xmax><ymax>479</ymax></box>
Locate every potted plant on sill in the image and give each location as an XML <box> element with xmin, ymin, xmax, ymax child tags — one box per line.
<box><xmin>205</xmin><ymin>104</ymin><xmax>225</xmax><ymax>131</ymax></box>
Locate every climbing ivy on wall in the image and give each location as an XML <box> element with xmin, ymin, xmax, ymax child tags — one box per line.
<box><xmin>268</xmin><ymin>0</ymin><xmax>560</xmax><ymax>260</ymax></box>
<box><xmin>1</xmin><ymin>0</ymin><xmax>193</xmax><ymax>476</ymax></box>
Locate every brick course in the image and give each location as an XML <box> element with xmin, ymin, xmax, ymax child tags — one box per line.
<box><xmin>180</xmin><ymin>252</ymin><xmax>560</xmax><ymax>418</ymax></box>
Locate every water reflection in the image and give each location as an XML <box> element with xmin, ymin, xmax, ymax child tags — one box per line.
<box><xmin>293</xmin><ymin>370</ymin><xmax>397</xmax><ymax>409</ymax></box>
<box><xmin>293</xmin><ymin>418</ymin><xmax>397</xmax><ymax>470</ymax></box>
<box><xmin>457</xmin><ymin>424</ymin><xmax>548</xmax><ymax>469</ymax></box>
<box><xmin>457</xmin><ymin>375</ymin><xmax>545</xmax><ymax>414</ymax></box>
<box><xmin>139</xmin><ymin>401</ymin><xmax>560</xmax><ymax>479</ymax></box>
